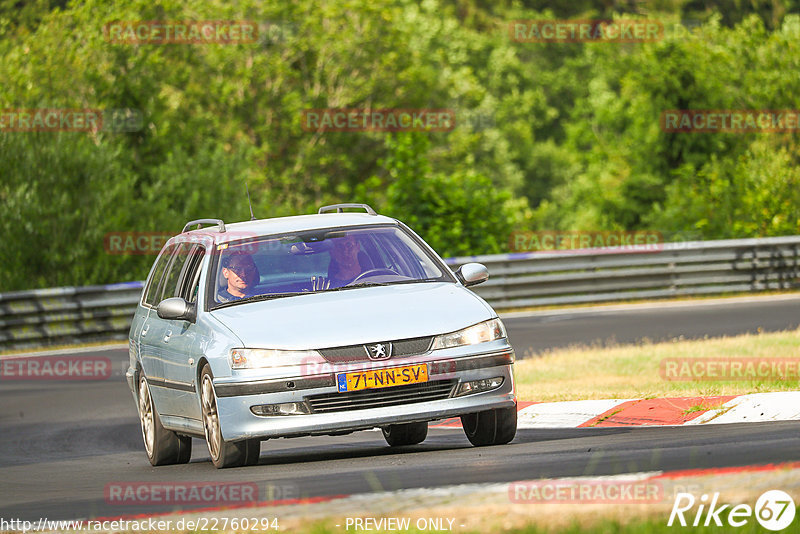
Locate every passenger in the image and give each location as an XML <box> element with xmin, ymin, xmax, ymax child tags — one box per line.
<box><xmin>218</xmin><ymin>253</ymin><xmax>259</xmax><ymax>302</ymax></box>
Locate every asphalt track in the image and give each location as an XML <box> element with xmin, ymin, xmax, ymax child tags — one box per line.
<box><xmin>505</xmin><ymin>295</ymin><xmax>800</xmax><ymax>356</ymax></box>
<box><xmin>2</xmin><ymin>295</ymin><xmax>799</xmax><ymax>521</ymax></box>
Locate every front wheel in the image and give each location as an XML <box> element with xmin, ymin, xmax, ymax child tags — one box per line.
<box><xmin>382</xmin><ymin>422</ymin><xmax>428</xmax><ymax>446</ymax></box>
<box><xmin>461</xmin><ymin>404</ymin><xmax>517</xmax><ymax>446</ymax></box>
<box><xmin>138</xmin><ymin>375</ymin><xmax>192</xmax><ymax>466</ymax></box>
<box><xmin>200</xmin><ymin>364</ymin><xmax>260</xmax><ymax>468</ymax></box>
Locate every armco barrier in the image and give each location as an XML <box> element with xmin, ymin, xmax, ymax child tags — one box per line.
<box><xmin>446</xmin><ymin>236</ymin><xmax>800</xmax><ymax>309</ymax></box>
<box><xmin>0</xmin><ymin>282</ymin><xmax>143</xmax><ymax>351</ymax></box>
<box><xmin>1</xmin><ymin>237</ymin><xmax>799</xmax><ymax>351</ymax></box>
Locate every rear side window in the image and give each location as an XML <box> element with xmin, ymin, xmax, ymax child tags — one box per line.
<box><xmin>179</xmin><ymin>245</ymin><xmax>206</xmax><ymax>303</ymax></box>
<box><xmin>143</xmin><ymin>243</ymin><xmax>178</xmax><ymax>307</ymax></box>
<box><xmin>156</xmin><ymin>243</ymin><xmax>189</xmax><ymax>303</ymax></box>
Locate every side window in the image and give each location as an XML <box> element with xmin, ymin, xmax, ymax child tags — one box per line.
<box><xmin>143</xmin><ymin>244</ymin><xmax>178</xmax><ymax>307</ymax></box>
<box><xmin>155</xmin><ymin>243</ymin><xmax>189</xmax><ymax>303</ymax></box>
<box><xmin>179</xmin><ymin>245</ymin><xmax>206</xmax><ymax>303</ymax></box>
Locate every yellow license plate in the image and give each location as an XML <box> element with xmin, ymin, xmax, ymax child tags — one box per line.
<box><xmin>337</xmin><ymin>364</ymin><xmax>428</xmax><ymax>392</ymax></box>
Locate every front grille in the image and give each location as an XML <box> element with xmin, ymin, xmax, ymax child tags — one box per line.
<box><xmin>306</xmin><ymin>379</ymin><xmax>456</xmax><ymax>413</ymax></box>
<box><xmin>318</xmin><ymin>336</ymin><xmax>433</xmax><ymax>363</ymax></box>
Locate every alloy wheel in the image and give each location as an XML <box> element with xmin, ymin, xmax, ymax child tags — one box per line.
<box><xmin>201</xmin><ymin>375</ymin><xmax>221</xmax><ymax>460</ymax></box>
<box><xmin>138</xmin><ymin>377</ymin><xmax>155</xmax><ymax>457</ymax></box>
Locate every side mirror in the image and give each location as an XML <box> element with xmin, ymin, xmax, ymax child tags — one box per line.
<box><xmin>456</xmin><ymin>262</ymin><xmax>489</xmax><ymax>287</ymax></box>
<box><xmin>157</xmin><ymin>297</ymin><xmax>197</xmax><ymax>322</ymax></box>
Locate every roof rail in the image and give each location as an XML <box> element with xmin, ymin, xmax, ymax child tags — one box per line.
<box><xmin>182</xmin><ymin>219</ymin><xmax>226</xmax><ymax>233</ymax></box>
<box><xmin>318</xmin><ymin>203</ymin><xmax>377</xmax><ymax>215</ymax></box>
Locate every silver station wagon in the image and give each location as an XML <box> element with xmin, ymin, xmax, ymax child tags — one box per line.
<box><xmin>126</xmin><ymin>204</ymin><xmax>517</xmax><ymax>468</ymax></box>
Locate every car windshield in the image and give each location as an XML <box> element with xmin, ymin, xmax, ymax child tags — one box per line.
<box><xmin>209</xmin><ymin>225</ymin><xmax>451</xmax><ymax>307</ymax></box>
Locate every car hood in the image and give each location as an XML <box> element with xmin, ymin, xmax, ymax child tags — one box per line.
<box><xmin>209</xmin><ymin>282</ymin><xmax>494</xmax><ymax>349</ymax></box>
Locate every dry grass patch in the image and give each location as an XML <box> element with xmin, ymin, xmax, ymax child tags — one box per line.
<box><xmin>514</xmin><ymin>328</ymin><xmax>800</xmax><ymax>402</ymax></box>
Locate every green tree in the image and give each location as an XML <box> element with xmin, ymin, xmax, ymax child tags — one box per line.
<box><xmin>383</xmin><ymin>133</ymin><xmax>515</xmax><ymax>257</ymax></box>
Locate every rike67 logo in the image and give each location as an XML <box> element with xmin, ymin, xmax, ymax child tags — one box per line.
<box><xmin>668</xmin><ymin>490</ymin><xmax>796</xmax><ymax>531</ymax></box>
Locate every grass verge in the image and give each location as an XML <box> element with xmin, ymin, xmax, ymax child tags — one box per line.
<box><xmin>514</xmin><ymin>328</ymin><xmax>800</xmax><ymax>402</ymax></box>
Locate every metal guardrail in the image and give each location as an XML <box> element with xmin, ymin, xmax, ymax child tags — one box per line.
<box><xmin>446</xmin><ymin>236</ymin><xmax>800</xmax><ymax>309</ymax></box>
<box><xmin>1</xmin><ymin>237</ymin><xmax>799</xmax><ymax>351</ymax></box>
<box><xmin>0</xmin><ymin>282</ymin><xmax>144</xmax><ymax>351</ymax></box>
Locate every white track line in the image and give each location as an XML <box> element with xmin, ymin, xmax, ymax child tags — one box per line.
<box><xmin>517</xmin><ymin>399</ymin><xmax>635</xmax><ymax>428</ymax></box>
<box><xmin>687</xmin><ymin>391</ymin><xmax>800</xmax><ymax>425</ymax></box>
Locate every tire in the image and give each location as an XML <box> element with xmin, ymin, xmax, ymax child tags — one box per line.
<box><xmin>382</xmin><ymin>421</ymin><xmax>428</xmax><ymax>446</ymax></box>
<box><xmin>461</xmin><ymin>404</ymin><xmax>517</xmax><ymax>447</ymax></box>
<box><xmin>200</xmin><ymin>364</ymin><xmax>260</xmax><ymax>468</ymax></box>
<box><xmin>138</xmin><ymin>375</ymin><xmax>192</xmax><ymax>466</ymax></box>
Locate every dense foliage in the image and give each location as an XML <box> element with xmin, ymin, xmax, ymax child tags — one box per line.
<box><xmin>1</xmin><ymin>0</ymin><xmax>799</xmax><ymax>290</ymax></box>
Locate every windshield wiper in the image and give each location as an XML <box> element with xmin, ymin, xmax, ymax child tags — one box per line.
<box><xmin>348</xmin><ymin>281</ymin><xmax>389</xmax><ymax>288</ymax></box>
<box><xmin>323</xmin><ymin>281</ymin><xmax>390</xmax><ymax>291</ymax></box>
<box><xmin>325</xmin><ymin>279</ymin><xmax>445</xmax><ymax>291</ymax></box>
<box><xmin>236</xmin><ymin>292</ymin><xmax>306</xmax><ymax>304</ymax></box>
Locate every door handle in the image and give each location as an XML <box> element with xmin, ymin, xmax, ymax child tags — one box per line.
<box><xmin>141</xmin><ymin>324</ymin><xmax>149</xmax><ymax>337</ymax></box>
<box><xmin>163</xmin><ymin>330</ymin><xmax>172</xmax><ymax>343</ymax></box>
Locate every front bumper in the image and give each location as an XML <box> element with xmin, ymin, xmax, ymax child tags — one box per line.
<box><xmin>213</xmin><ymin>345</ymin><xmax>516</xmax><ymax>441</ymax></box>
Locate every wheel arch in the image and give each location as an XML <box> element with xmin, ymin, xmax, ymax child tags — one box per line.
<box><xmin>196</xmin><ymin>356</ymin><xmax>211</xmax><ymax>392</ymax></box>
<box><xmin>133</xmin><ymin>360</ymin><xmax>145</xmax><ymax>404</ymax></box>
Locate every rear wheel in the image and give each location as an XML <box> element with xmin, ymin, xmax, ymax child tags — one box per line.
<box><xmin>138</xmin><ymin>375</ymin><xmax>192</xmax><ymax>466</ymax></box>
<box><xmin>382</xmin><ymin>422</ymin><xmax>428</xmax><ymax>446</ymax></box>
<box><xmin>461</xmin><ymin>404</ymin><xmax>517</xmax><ymax>446</ymax></box>
<box><xmin>200</xmin><ymin>364</ymin><xmax>260</xmax><ymax>468</ymax></box>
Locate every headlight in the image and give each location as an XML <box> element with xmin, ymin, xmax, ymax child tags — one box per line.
<box><xmin>230</xmin><ymin>348</ymin><xmax>321</xmax><ymax>369</ymax></box>
<box><xmin>431</xmin><ymin>318</ymin><xmax>507</xmax><ymax>350</ymax></box>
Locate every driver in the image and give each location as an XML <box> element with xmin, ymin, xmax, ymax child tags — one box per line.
<box><xmin>218</xmin><ymin>253</ymin><xmax>259</xmax><ymax>302</ymax></box>
<box><xmin>327</xmin><ymin>235</ymin><xmax>363</xmax><ymax>287</ymax></box>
